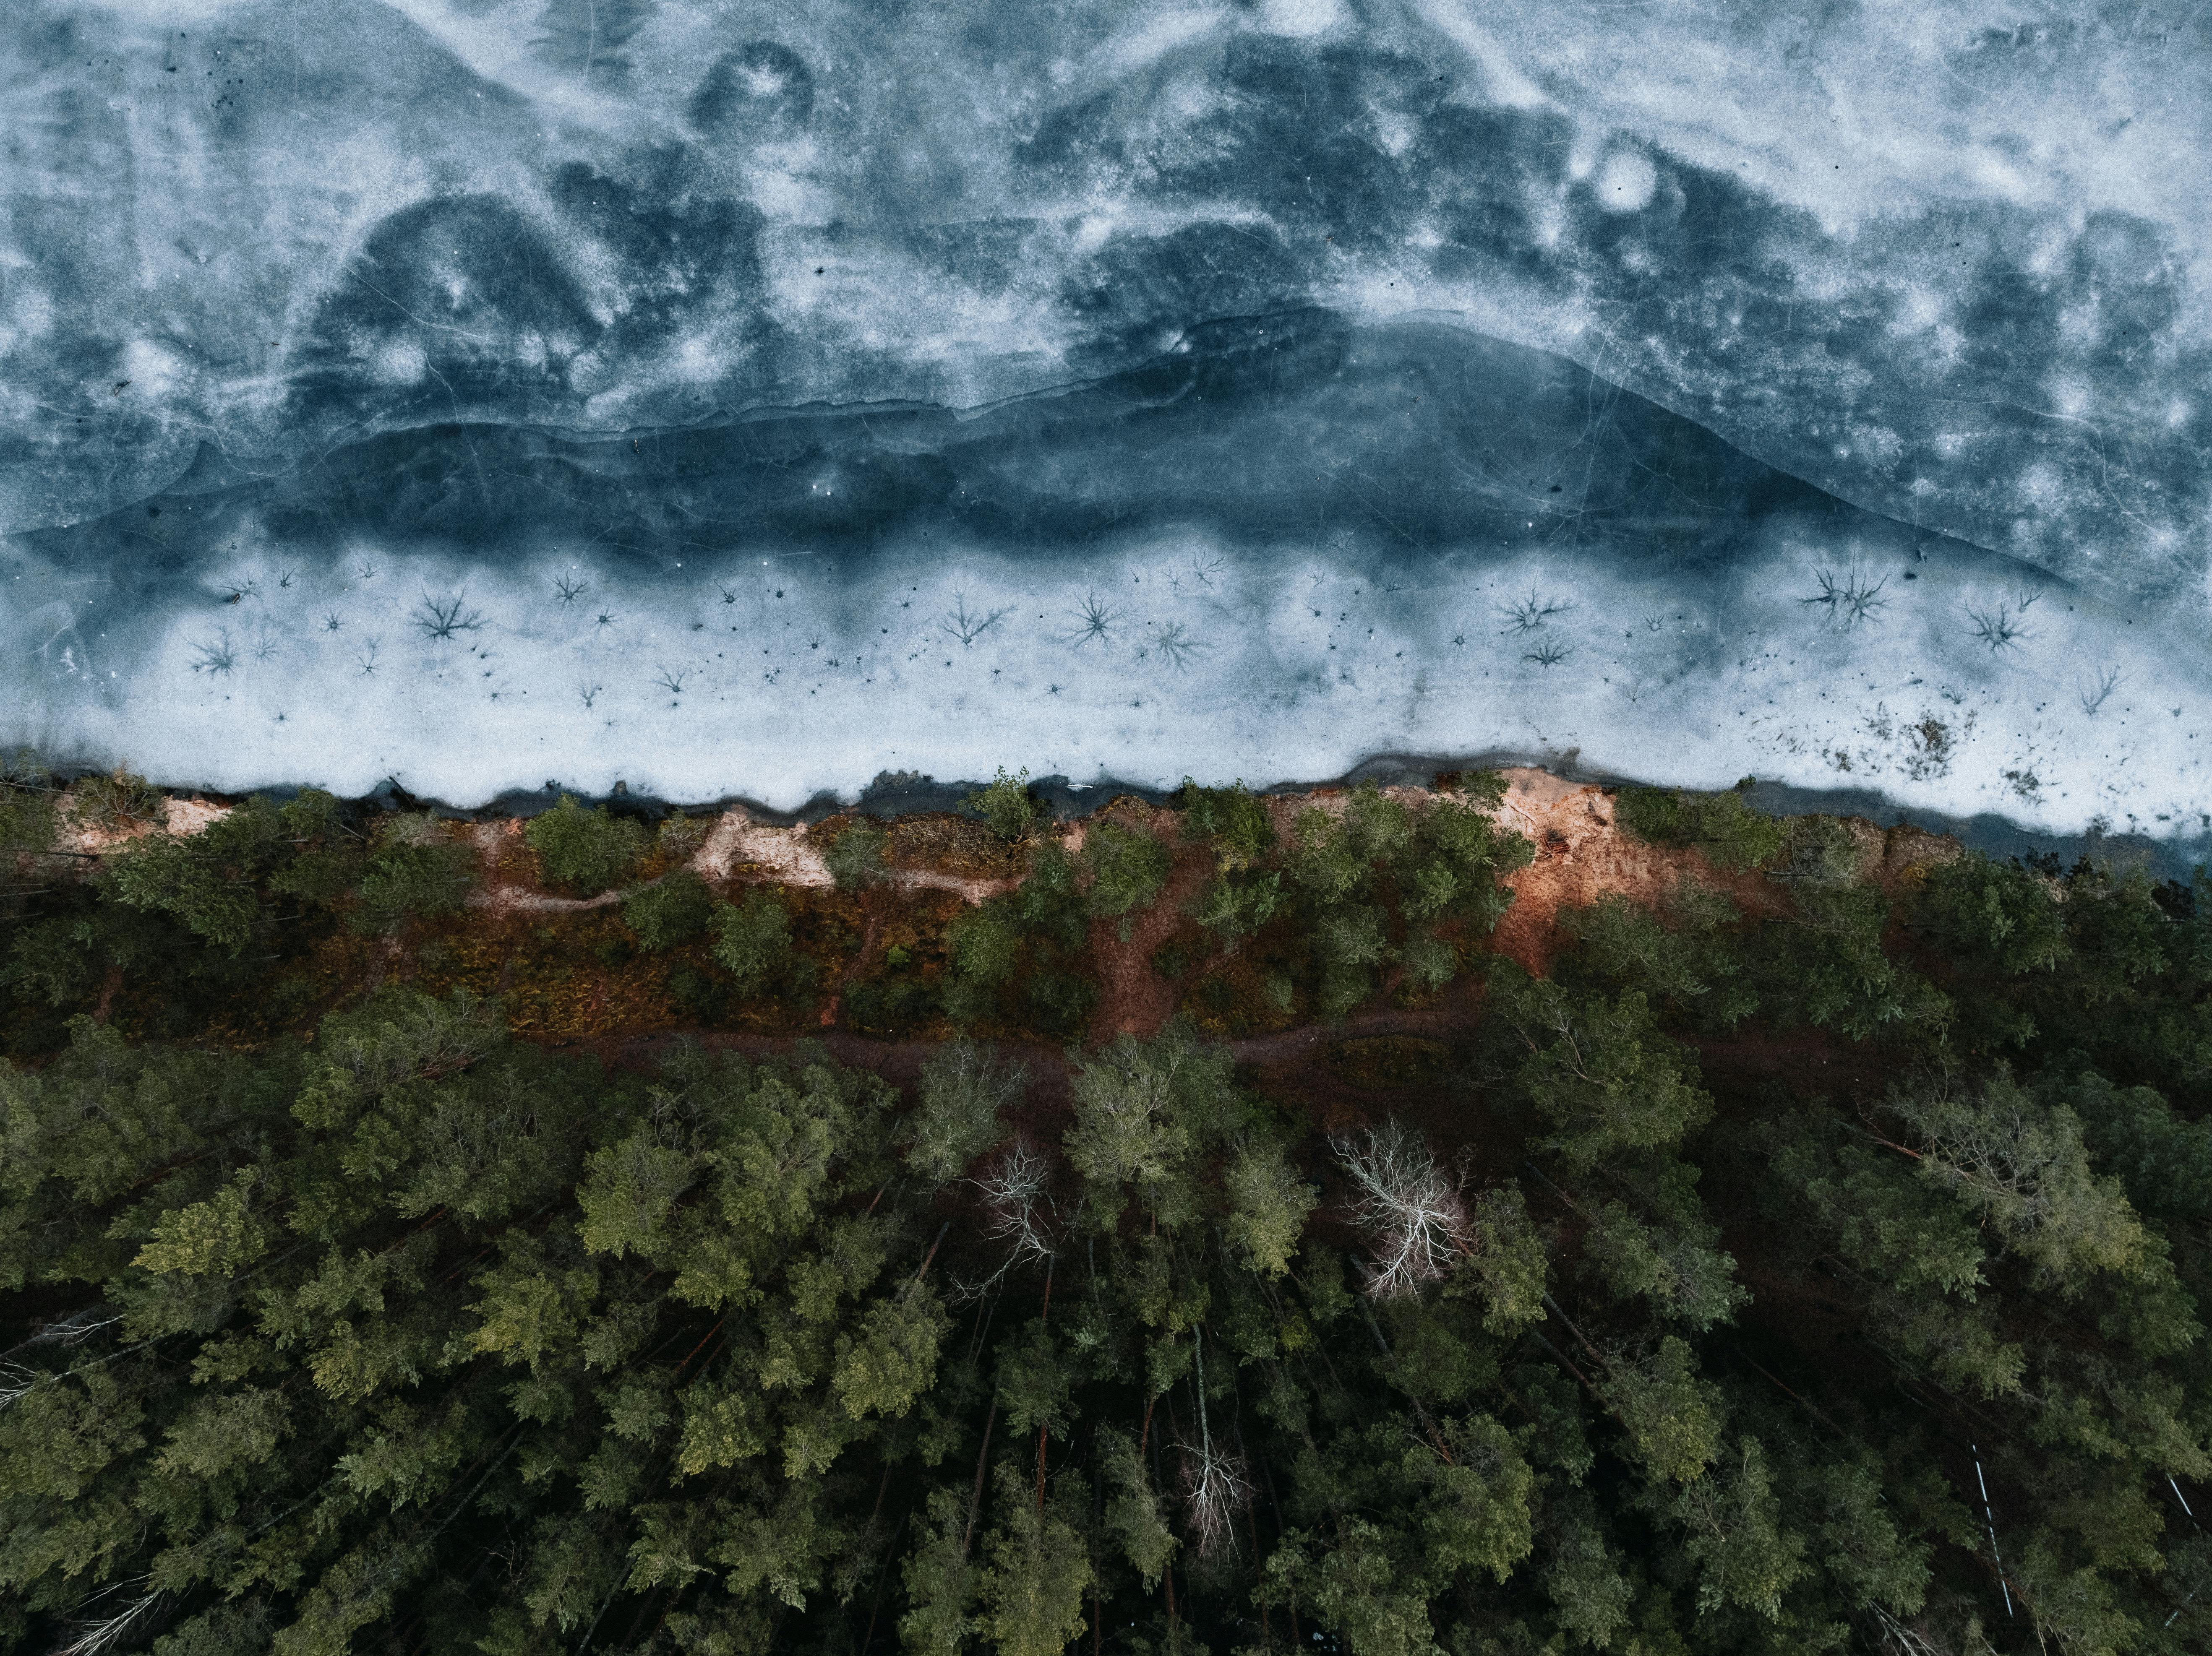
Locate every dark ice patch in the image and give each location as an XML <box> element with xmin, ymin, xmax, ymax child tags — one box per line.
<box><xmin>547</xmin><ymin>149</ymin><xmax>770</xmax><ymax>349</ymax></box>
<box><xmin>686</xmin><ymin>40</ymin><xmax>815</xmax><ymax>135</ymax></box>
<box><xmin>289</xmin><ymin>195</ymin><xmax>603</xmax><ymax>421</ymax></box>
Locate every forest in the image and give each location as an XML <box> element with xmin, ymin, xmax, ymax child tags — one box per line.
<box><xmin>1</xmin><ymin>760</ymin><xmax>2208</xmax><ymax>1656</ymax></box>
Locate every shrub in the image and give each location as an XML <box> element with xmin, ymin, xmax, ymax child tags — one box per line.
<box><xmin>1179</xmin><ymin>779</ymin><xmax>1274</xmax><ymax>869</ymax></box>
<box><xmin>1195</xmin><ymin>870</ymin><xmax>1283</xmax><ymax>946</ymax></box>
<box><xmin>0</xmin><ymin>765</ymin><xmax>57</xmax><ymax>858</ymax></box>
<box><xmin>73</xmin><ymin>767</ymin><xmax>164</xmax><ymax>832</ymax></box>
<box><xmin>1017</xmin><ymin>843</ymin><xmax>1087</xmax><ymax>948</ymax></box>
<box><xmin>349</xmin><ymin>816</ymin><xmax>475</xmax><ymax>936</ymax></box>
<box><xmin>527</xmin><ymin>795</ymin><xmax>647</xmax><ymax>896</ymax></box>
<box><xmin>1773</xmin><ymin>816</ymin><xmax>1865</xmax><ymax>888</ymax></box>
<box><xmin>1288</xmin><ymin>808</ymin><xmax>1364</xmax><ymax>902</ymax></box>
<box><xmin>944</xmin><ymin>849</ymin><xmax>1095</xmax><ymax>1029</ymax></box>
<box><xmin>841</xmin><ymin>974</ymin><xmax>940</xmax><ymax>1035</ymax></box>
<box><xmin>667</xmin><ymin>963</ymin><xmax>725</xmax><ymax>1021</ymax></box>
<box><xmin>1613</xmin><ymin>786</ymin><xmax>1682</xmax><ymax>844</ymax></box>
<box><xmin>824</xmin><ymin>819</ymin><xmax>889</xmax><ymax>890</ymax></box>
<box><xmin>1082</xmin><ymin>822</ymin><xmax>1169</xmax><ymax>919</ymax></box>
<box><xmin>946</xmin><ymin>899</ymin><xmax>1022</xmax><ymax>993</ymax></box>
<box><xmin>711</xmin><ymin>888</ymin><xmax>813</xmax><ymax>999</ymax></box>
<box><xmin>99</xmin><ymin>795</ymin><xmax>290</xmax><ymax>953</ymax></box>
<box><xmin>1314</xmin><ymin>903</ymin><xmax>1392</xmax><ymax>1019</ymax></box>
<box><xmin>1023</xmin><ymin>968</ymin><xmax>1095</xmax><ymax>1035</ymax></box>
<box><xmin>1438</xmin><ymin>768</ymin><xmax>1510</xmax><ymax>807</ymax></box>
<box><xmin>963</xmin><ymin>768</ymin><xmax>1039</xmax><ymax>841</ymax></box>
<box><xmin>656</xmin><ymin>812</ymin><xmax>711</xmax><ymax>861</ymax></box>
<box><xmin>624</xmin><ymin>869</ymin><xmax>714</xmax><ymax>951</ymax></box>
<box><xmin>1614</xmin><ymin>784</ymin><xmax>1784</xmax><ymax>873</ymax></box>
<box><xmin>1343</xmin><ymin>781</ymin><xmax>1414</xmax><ymax>870</ymax></box>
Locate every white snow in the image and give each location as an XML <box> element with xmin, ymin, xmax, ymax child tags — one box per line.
<box><xmin>10</xmin><ymin>523</ymin><xmax>2206</xmax><ymax>842</ymax></box>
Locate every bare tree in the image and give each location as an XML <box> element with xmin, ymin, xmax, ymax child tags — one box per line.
<box><xmin>6</xmin><ymin>1306</ymin><xmax>123</xmax><ymax>1353</ymax></box>
<box><xmin>2079</xmin><ymin>664</ymin><xmax>2122</xmax><ymax>716</ymax></box>
<box><xmin>1866</xmin><ymin>1604</ymin><xmax>1954</xmax><ymax>1656</ymax></box>
<box><xmin>955</xmin><ymin>1138</ymin><xmax>1057</xmax><ymax>1300</ymax></box>
<box><xmin>1174</xmin><ymin>1329</ymin><xmax>1252</xmax><ymax>1560</ymax></box>
<box><xmin>1331</xmin><ymin>1120</ymin><xmax>1475</xmax><ymax>1297</ymax></box>
<box><xmin>55</xmin><ymin>1580</ymin><xmax>162</xmax><ymax>1656</ymax></box>
<box><xmin>0</xmin><ymin>1363</ymin><xmax>37</xmax><ymax>1411</ymax></box>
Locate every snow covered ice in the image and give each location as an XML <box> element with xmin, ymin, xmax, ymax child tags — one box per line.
<box><xmin>2</xmin><ymin>2</ymin><xmax>2208</xmax><ymax>841</ymax></box>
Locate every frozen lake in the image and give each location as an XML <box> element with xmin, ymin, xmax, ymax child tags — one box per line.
<box><xmin>3</xmin><ymin>1</ymin><xmax>2206</xmax><ymax>842</ymax></box>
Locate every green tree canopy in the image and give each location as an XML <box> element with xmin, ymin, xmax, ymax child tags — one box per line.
<box><xmin>524</xmin><ymin>795</ymin><xmax>647</xmax><ymax>896</ymax></box>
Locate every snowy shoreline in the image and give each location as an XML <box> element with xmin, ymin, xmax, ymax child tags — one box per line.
<box><xmin>8</xmin><ymin>524</ymin><xmax>2205</xmax><ymax>853</ymax></box>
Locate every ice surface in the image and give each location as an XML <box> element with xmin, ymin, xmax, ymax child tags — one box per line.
<box><xmin>6</xmin><ymin>315</ymin><xmax>2204</xmax><ymax>836</ymax></box>
<box><xmin>2</xmin><ymin>2</ymin><xmax>2207</xmax><ymax>835</ymax></box>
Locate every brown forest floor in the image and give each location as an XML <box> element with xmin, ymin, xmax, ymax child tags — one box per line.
<box><xmin>51</xmin><ymin>766</ymin><xmax>1960</xmax><ymax>1130</ymax></box>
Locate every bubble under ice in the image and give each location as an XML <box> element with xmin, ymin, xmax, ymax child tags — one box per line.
<box><xmin>0</xmin><ymin>2</ymin><xmax>2207</xmax><ymax>836</ymax></box>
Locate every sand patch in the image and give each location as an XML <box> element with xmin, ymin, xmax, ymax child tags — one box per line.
<box><xmin>54</xmin><ymin>789</ymin><xmax>231</xmax><ymax>855</ymax></box>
